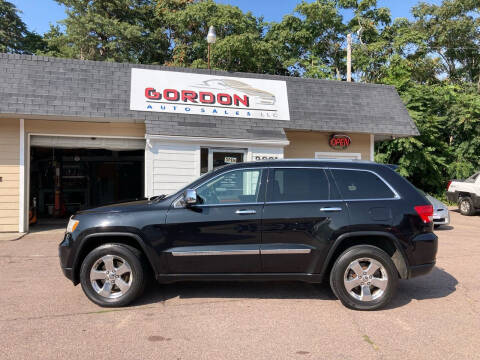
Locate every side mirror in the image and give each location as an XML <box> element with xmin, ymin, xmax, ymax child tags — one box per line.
<box><xmin>183</xmin><ymin>189</ymin><xmax>197</xmax><ymax>206</ymax></box>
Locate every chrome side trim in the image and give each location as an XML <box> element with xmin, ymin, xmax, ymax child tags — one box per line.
<box><xmin>261</xmin><ymin>248</ymin><xmax>312</xmax><ymax>255</ymax></box>
<box><xmin>265</xmin><ymin>199</ymin><xmax>341</xmax><ymax>205</ymax></box>
<box><xmin>235</xmin><ymin>209</ymin><xmax>257</xmax><ymax>215</ymax></box>
<box><xmin>320</xmin><ymin>207</ymin><xmax>342</xmax><ymax>212</ymax></box>
<box><xmin>195</xmin><ymin>202</ymin><xmax>262</xmax><ymax>208</ymax></box>
<box><xmin>171</xmin><ymin>249</ymin><xmax>259</xmax><ymax>257</ymax></box>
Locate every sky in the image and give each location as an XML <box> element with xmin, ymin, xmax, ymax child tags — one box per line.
<box><xmin>12</xmin><ymin>0</ymin><xmax>443</xmax><ymax>35</ymax></box>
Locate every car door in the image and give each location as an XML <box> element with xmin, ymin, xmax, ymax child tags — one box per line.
<box><xmin>163</xmin><ymin>167</ymin><xmax>266</xmax><ymax>274</ymax></box>
<box><xmin>329</xmin><ymin>168</ymin><xmax>398</xmax><ymax>231</ymax></box>
<box><xmin>261</xmin><ymin>167</ymin><xmax>349</xmax><ymax>273</ymax></box>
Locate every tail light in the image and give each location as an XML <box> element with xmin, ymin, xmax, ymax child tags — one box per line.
<box><xmin>414</xmin><ymin>205</ymin><xmax>434</xmax><ymax>223</ymax></box>
<box><xmin>446</xmin><ymin>180</ymin><xmax>452</xmax><ymax>191</ymax></box>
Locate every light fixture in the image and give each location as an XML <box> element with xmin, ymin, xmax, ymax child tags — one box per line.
<box><xmin>206</xmin><ymin>26</ymin><xmax>217</xmax><ymax>70</ymax></box>
<box><xmin>206</xmin><ymin>26</ymin><xmax>217</xmax><ymax>44</ymax></box>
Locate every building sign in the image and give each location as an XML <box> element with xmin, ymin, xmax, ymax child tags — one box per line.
<box><xmin>130</xmin><ymin>68</ymin><xmax>290</xmax><ymax>120</ymax></box>
<box><xmin>329</xmin><ymin>134</ymin><xmax>351</xmax><ymax>149</ymax></box>
<box><xmin>224</xmin><ymin>156</ymin><xmax>237</xmax><ymax>164</ymax></box>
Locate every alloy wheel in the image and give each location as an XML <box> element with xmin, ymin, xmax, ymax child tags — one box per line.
<box><xmin>90</xmin><ymin>255</ymin><xmax>133</xmax><ymax>299</ymax></box>
<box><xmin>343</xmin><ymin>257</ymin><xmax>388</xmax><ymax>302</ymax></box>
<box><xmin>460</xmin><ymin>200</ymin><xmax>470</xmax><ymax>213</ymax></box>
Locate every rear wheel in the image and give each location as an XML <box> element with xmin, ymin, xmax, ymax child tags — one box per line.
<box><xmin>80</xmin><ymin>243</ymin><xmax>147</xmax><ymax>307</ymax></box>
<box><xmin>330</xmin><ymin>245</ymin><xmax>398</xmax><ymax>311</ymax></box>
<box><xmin>458</xmin><ymin>197</ymin><xmax>475</xmax><ymax>216</ymax></box>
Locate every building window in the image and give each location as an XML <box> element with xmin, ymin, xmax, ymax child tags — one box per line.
<box><xmin>200</xmin><ymin>147</ymin><xmax>247</xmax><ymax>174</ymax></box>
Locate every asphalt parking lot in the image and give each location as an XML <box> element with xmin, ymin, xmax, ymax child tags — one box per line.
<box><xmin>1</xmin><ymin>209</ymin><xmax>479</xmax><ymax>360</ymax></box>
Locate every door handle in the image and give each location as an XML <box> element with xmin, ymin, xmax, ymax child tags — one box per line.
<box><xmin>235</xmin><ymin>209</ymin><xmax>257</xmax><ymax>215</ymax></box>
<box><xmin>320</xmin><ymin>207</ymin><xmax>342</xmax><ymax>212</ymax></box>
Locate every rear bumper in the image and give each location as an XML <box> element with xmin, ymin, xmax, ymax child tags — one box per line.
<box><xmin>433</xmin><ymin>213</ymin><xmax>450</xmax><ymax>226</ymax></box>
<box><xmin>408</xmin><ymin>262</ymin><xmax>435</xmax><ymax>278</ymax></box>
<box><xmin>446</xmin><ymin>191</ymin><xmax>457</xmax><ymax>203</ymax></box>
<box><xmin>407</xmin><ymin>232</ymin><xmax>438</xmax><ymax>279</ymax></box>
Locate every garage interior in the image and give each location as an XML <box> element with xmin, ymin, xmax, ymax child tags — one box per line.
<box><xmin>29</xmin><ymin>141</ymin><xmax>145</xmax><ymax>225</ymax></box>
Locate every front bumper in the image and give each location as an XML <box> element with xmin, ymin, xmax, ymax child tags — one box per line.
<box><xmin>59</xmin><ymin>232</ymin><xmax>76</xmax><ymax>283</ymax></box>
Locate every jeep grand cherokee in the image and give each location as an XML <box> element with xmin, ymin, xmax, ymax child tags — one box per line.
<box><xmin>59</xmin><ymin>160</ymin><xmax>437</xmax><ymax>311</ymax></box>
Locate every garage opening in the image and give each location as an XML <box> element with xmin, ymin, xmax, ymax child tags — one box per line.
<box><xmin>29</xmin><ymin>136</ymin><xmax>145</xmax><ymax>225</ymax></box>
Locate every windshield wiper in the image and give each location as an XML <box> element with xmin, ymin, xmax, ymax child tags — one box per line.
<box><xmin>149</xmin><ymin>194</ymin><xmax>167</xmax><ymax>202</ymax></box>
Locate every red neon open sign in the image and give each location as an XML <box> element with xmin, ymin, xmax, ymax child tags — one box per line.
<box><xmin>329</xmin><ymin>134</ymin><xmax>351</xmax><ymax>149</ymax></box>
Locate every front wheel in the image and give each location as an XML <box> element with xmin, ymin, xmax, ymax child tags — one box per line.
<box><xmin>80</xmin><ymin>243</ymin><xmax>147</xmax><ymax>307</ymax></box>
<box><xmin>330</xmin><ymin>245</ymin><xmax>398</xmax><ymax>311</ymax></box>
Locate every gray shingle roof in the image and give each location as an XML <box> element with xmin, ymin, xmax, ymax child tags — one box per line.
<box><xmin>0</xmin><ymin>53</ymin><xmax>419</xmax><ymax>140</ymax></box>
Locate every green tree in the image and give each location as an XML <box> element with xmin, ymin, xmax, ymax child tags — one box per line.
<box><xmin>265</xmin><ymin>0</ymin><xmax>345</xmax><ymax>78</ymax></box>
<box><xmin>337</xmin><ymin>0</ymin><xmax>393</xmax><ymax>82</ymax></box>
<box><xmin>0</xmin><ymin>0</ymin><xmax>45</xmax><ymax>53</ymax></box>
<box><xmin>411</xmin><ymin>0</ymin><xmax>480</xmax><ymax>87</ymax></box>
<box><xmin>161</xmin><ymin>0</ymin><xmax>284</xmax><ymax>73</ymax></box>
<box><xmin>43</xmin><ymin>0</ymin><xmax>169</xmax><ymax>63</ymax></box>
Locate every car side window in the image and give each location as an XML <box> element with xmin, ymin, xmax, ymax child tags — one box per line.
<box><xmin>269</xmin><ymin>168</ymin><xmax>330</xmax><ymax>202</ymax></box>
<box><xmin>196</xmin><ymin>169</ymin><xmax>262</xmax><ymax>205</ymax></box>
<box><xmin>331</xmin><ymin>169</ymin><xmax>395</xmax><ymax>199</ymax></box>
<box><xmin>466</xmin><ymin>172</ymin><xmax>479</xmax><ymax>183</ymax></box>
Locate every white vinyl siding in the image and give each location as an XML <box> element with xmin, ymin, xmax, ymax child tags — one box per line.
<box><xmin>145</xmin><ymin>137</ymin><xmax>286</xmax><ymax>198</ymax></box>
<box><xmin>0</xmin><ymin>119</ymin><xmax>20</xmax><ymax>232</ymax></box>
<box><xmin>147</xmin><ymin>142</ymin><xmax>199</xmax><ymax>197</ymax></box>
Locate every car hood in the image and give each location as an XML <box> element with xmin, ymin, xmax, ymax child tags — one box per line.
<box><xmin>77</xmin><ymin>199</ymin><xmax>165</xmax><ymax>214</ymax></box>
<box><xmin>426</xmin><ymin>195</ymin><xmax>448</xmax><ymax>211</ymax></box>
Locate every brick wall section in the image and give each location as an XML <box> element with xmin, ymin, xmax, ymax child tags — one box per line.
<box><xmin>0</xmin><ymin>53</ymin><xmax>419</xmax><ymax>141</ymax></box>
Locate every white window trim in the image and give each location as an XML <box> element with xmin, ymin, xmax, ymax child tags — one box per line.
<box><xmin>370</xmin><ymin>134</ymin><xmax>375</xmax><ymax>161</ymax></box>
<box><xmin>146</xmin><ymin>134</ymin><xmax>290</xmax><ymax>147</ymax></box>
<box><xmin>19</xmin><ymin>119</ymin><xmax>25</xmax><ymax>233</ymax></box>
<box><xmin>315</xmin><ymin>152</ymin><xmax>362</xmax><ymax>160</ymax></box>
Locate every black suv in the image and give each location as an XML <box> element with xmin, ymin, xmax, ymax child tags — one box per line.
<box><xmin>59</xmin><ymin>160</ymin><xmax>437</xmax><ymax>310</ymax></box>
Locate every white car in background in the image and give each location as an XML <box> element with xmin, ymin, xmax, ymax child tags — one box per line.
<box><xmin>425</xmin><ymin>194</ymin><xmax>450</xmax><ymax>228</ymax></box>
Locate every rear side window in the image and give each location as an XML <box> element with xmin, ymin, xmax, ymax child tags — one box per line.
<box><xmin>269</xmin><ymin>168</ymin><xmax>330</xmax><ymax>201</ymax></box>
<box><xmin>466</xmin><ymin>172</ymin><xmax>479</xmax><ymax>183</ymax></box>
<box><xmin>331</xmin><ymin>169</ymin><xmax>396</xmax><ymax>200</ymax></box>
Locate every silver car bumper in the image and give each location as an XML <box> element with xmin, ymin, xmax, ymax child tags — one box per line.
<box><xmin>433</xmin><ymin>210</ymin><xmax>450</xmax><ymax>226</ymax></box>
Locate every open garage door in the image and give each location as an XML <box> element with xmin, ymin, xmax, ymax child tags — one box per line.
<box><xmin>29</xmin><ymin>136</ymin><xmax>145</xmax><ymax>226</ymax></box>
<box><xmin>30</xmin><ymin>135</ymin><xmax>145</xmax><ymax>151</ymax></box>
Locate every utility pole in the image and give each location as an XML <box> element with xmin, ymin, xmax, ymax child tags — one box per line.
<box><xmin>346</xmin><ymin>33</ymin><xmax>352</xmax><ymax>82</ymax></box>
<box><xmin>208</xmin><ymin>43</ymin><xmax>211</xmax><ymax>70</ymax></box>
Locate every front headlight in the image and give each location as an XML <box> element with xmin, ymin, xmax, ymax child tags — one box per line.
<box><xmin>66</xmin><ymin>217</ymin><xmax>79</xmax><ymax>233</ymax></box>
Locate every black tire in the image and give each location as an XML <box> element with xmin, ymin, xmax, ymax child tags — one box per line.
<box><xmin>80</xmin><ymin>243</ymin><xmax>147</xmax><ymax>307</ymax></box>
<box><xmin>434</xmin><ymin>224</ymin><xmax>440</xmax><ymax>229</ymax></box>
<box><xmin>458</xmin><ymin>197</ymin><xmax>475</xmax><ymax>216</ymax></box>
<box><xmin>329</xmin><ymin>245</ymin><xmax>398</xmax><ymax>311</ymax></box>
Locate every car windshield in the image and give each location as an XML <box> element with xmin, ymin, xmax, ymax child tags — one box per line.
<box><xmin>465</xmin><ymin>172</ymin><xmax>479</xmax><ymax>183</ymax></box>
